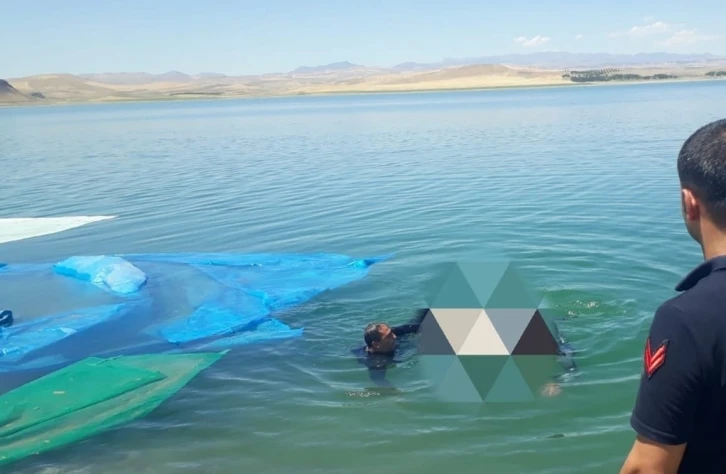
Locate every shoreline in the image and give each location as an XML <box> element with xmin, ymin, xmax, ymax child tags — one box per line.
<box><xmin>1</xmin><ymin>76</ymin><xmax>724</xmax><ymax>110</ymax></box>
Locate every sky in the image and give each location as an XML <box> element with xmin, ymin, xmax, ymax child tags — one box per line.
<box><xmin>1</xmin><ymin>0</ymin><xmax>724</xmax><ymax>77</ymax></box>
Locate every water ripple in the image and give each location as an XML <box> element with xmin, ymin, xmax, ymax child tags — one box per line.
<box><xmin>2</xmin><ymin>81</ymin><xmax>725</xmax><ymax>474</ymax></box>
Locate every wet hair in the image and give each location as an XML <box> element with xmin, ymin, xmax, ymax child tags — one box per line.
<box><xmin>677</xmin><ymin>118</ymin><xmax>726</xmax><ymax>229</ymax></box>
<box><xmin>364</xmin><ymin>322</ymin><xmax>386</xmax><ymax>347</ymax></box>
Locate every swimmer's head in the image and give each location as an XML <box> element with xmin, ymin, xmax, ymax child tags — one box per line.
<box><xmin>364</xmin><ymin>322</ymin><xmax>397</xmax><ymax>354</ymax></box>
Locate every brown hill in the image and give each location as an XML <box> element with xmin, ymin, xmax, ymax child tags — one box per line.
<box><xmin>2</xmin><ymin>61</ymin><xmax>724</xmax><ymax>106</ymax></box>
<box><xmin>8</xmin><ymin>74</ymin><xmax>135</xmax><ymax>102</ymax></box>
<box><xmin>0</xmin><ymin>79</ymin><xmax>32</xmax><ymax>103</ymax></box>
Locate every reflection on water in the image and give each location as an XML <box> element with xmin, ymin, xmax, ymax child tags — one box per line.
<box><xmin>1</xmin><ymin>80</ymin><xmax>724</xmax><ymax>473</ymax></box>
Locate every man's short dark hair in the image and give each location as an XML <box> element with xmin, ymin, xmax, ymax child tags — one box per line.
<box><xmin>677</xmin><ymin>118</ymin><xmax>726</xmax><ymax>228</ymax></box>
<box><xmin>364</xmin><ymin>323</ymin><xmax>385</xmax><ymax>347</ymax></box>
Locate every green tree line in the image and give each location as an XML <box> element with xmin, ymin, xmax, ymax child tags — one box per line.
<box><xmin>562</xmin><ymin>68</ymin><xmax>677</xmax><ymax>83</ymax></box>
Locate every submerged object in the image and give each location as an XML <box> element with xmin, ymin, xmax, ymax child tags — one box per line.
<box><xmin>0</xmin><ymin>351</ymin><xmax>225</xmax><ymax>467</ymax></box>
<box><xmin>0</xmin><ymin>252</ymin><xmax>386</xmax><ymax>357</ymax></box>
<box><xmin>0</xmin><ymin>303</ymin><xmax>135</xmax><ymax>371</ymax></box>
<box><xmin>121</xmin><ymin>252</ymin><xmax>386</xmax><ymax>345</ymax></box>
<box><xmin>54</xmin><ymin>256</ymin><xmax>148</xmax><ymax>295</ymax></box>
<box><xmin>0</xmin><ymin>216</ymin><xmax>115</xmax><ymax>245</ymax></box>
<box><xmin>192</xmin><ymin>318</ymin><xmax>303</xmax><ymax>350</ymax></box>
<box><xmin>0</xmin><ymin>310</ymin><xmax>12</xmax><ymax>328</ymax></box>
<box><xmin>156</xmin><ymin>300</ymin><xmax>267</xmax><ymax>344</ymax></box>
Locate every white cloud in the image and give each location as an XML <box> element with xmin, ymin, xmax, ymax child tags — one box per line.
<box><xmin>608</xmin><ymin>18</ymin><xmax>719</xmax><ymax>49</ymax></box>
<box><xmin>658</xmin><ymin>29</ymin><xmax>721</xmax><ymax>46</ymax></box>
<box><xmin>630</xmin><ymin>21</ymin><xmax>672</xmax><ymax>36</ymax></box>
<box><xmin>575</xmin><ymin>34</ymin><xmax>583</xmax><ymax>40</ymax></box>
<box><xmin>610</xmin><ymin>20</ymin><xmax>672</xmax><ymax>38</ymax></box>
<box><xmin>514</xmin><ymin>36</ymin><xmax>551</xmax><ymax>47</ymax></box>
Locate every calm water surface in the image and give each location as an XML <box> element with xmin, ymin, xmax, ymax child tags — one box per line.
<box><xmin>2</xmin><ymin>81</ymin><xmax>726</xmax><ymax>473</ymax></box>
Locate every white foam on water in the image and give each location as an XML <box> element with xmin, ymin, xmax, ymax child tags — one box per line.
<box><xmin>0</xmin><ymin>215</ymin><xmax>116</xmax><ymax>244</ymax></box>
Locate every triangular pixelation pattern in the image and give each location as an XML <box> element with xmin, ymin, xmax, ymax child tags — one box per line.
<box><xmin>421</xmin><ymin>262</ymin><xmax>455</xmax><ymax>307</ymax></box>
<box><xmin>422</xmin><ymin>263</ymin><xmax>481</xmax><ymax>309</ymax></box>
<box><xmin>430</xmin><ymin>308</ymin><xmax>481</xmax><ymax>354</ymax></box>
<box><xmin>484</xmin><ymin>308</ymin><xmax>537</xmax><ymax>354</ymax></box>
<box><xmin>458</xmin><ymin>354</ymin><xmax>509</xmax><ymax>400</ymax></box>
<box><xmin>458</xmin><ymin>310</ymin><xmax>510</xmax><ymax>356</ymax></box>
<box><xmin>534</xmin><ymin>306</ymin><xmax>567</xmax><ymax>343</ymax></box>
<box><xmin>484</xmin><ymin>262</ymin><xmax>542</xmax><ymax>309</ymax></box>
<box><xmin>418</xmin><ymin>310</ymin><xmax>455</xmax><ymax>355</ymax></box>
<box><xmin>433</xmin><ymin>356</ymin><xmax>485</xmax><ymax>403</ymax></box>
<box><xmin>484</xmin><ymin>356</ymin><xmax>536</xmax><ymax>403</ymax></box>
<box><xmin>456</xmin><ymin>261</ymin><xmax>510</xmax><ymax>308</ymax></box>
<box><xmin>512</xmin><ymin>355</ymin><xmax>561</xmax><ymax>396</ymax></box>
<box><xmin>418</xmin><ymin>354</ymin><xmax>458</xmax><ymax>388</ymax></box>
<box><xmin>512</xmin><ymin>310</ymin><xmax>560</xmax><ymax>356</ymax></box>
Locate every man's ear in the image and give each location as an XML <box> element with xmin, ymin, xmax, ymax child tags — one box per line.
<box><xmin>682</xmin><ymin>188</ymin><xmax>700</xmax><ymax>221</ymax></box>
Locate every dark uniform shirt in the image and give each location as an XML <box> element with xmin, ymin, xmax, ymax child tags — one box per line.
<box><xmin>630</xmin><ymin>255</ymin><xmax>726</xmax><ymax>473</ymax></box>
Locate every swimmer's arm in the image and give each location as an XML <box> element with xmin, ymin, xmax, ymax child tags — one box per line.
<box><xmin>391</xmin><ymin>308</ymin><xmax>429</xmax><ymax>337</ymax></box>
<box><xmin>391</xmin><ymin>324</ymin><xmax>419</xmax><ymax>337</ymax></box>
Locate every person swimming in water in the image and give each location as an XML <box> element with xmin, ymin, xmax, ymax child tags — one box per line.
<box><xmin>353</xmin><ymin>308</ymin><xmax>576</xmax><ymax>394</ymax></box>
<box><xmin>351</xmin><ymin>309</ymin><xmax>427</xmax><ymax>388</ymax></box>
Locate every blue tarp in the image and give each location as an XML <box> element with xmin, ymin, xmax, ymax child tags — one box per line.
<box><xmin>53</xmin><ymin>256</ymin><xmax>148</xmax><ymax>295</ymax></box>
<box><xmin>119</xmin><ymin>253</ymin><xmax>386</xmax><ymax>344</ymax></box>
<box><xmin>0</xmin><ymin>303</ymin><xmax>134</xmax><ymax>372</ymax></box>
<box><xmin>180</xmin><ymin>319</ymin><xmax>304</xmax><ymax>352</ymax></box>
<box><xmin>0</xmin><ymin>252</ymin><xmax>386</xmax><ymax>372</ymax></box>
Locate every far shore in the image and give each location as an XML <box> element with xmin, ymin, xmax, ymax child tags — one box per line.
<box><xmin>1</xmin><ymin>75</ymin><xmax>724</xmax><ymax>110</ymax></box>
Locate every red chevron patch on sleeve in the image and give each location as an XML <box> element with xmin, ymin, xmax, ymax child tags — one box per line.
<box><xmin>644</xmin><ymin>338</ymin><xmax>669</xmax><ymax>378</ymax></box>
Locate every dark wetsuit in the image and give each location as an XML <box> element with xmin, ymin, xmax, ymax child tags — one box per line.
<box><xmin>351</xmin><ymin>310</ymin><xmax>426</xmax><ymax>387</ymax></box>
<box><xmin>353</xmin><ymin>309</ymin><xmax>577</xmax><ymax>387</ymax></box>
<box><xmin>352</xmin><ymin>324</ymin><xmax>422</xmax><ymax>387</ymax></box>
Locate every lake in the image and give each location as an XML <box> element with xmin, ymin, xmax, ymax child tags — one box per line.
<box><xmin>1</xmin><ymin>80</ymin><xmax>726</xmax><ymax>473</ymax></box>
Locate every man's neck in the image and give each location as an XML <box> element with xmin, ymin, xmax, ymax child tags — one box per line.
<box><xmin>701</xmin><ymin>234</ymin><xmax>726</xmax><ymax>261</ymax></box>
<box><xmin>697</xmin><ymin>218</ymin><xmax>726</xmax><ymax>261</ymax></box>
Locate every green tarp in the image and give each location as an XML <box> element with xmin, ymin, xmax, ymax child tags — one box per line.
<box><xmin>0</xmin><ymin>351</ymin><xmax>226</xmax><ymax>466</ymax></box>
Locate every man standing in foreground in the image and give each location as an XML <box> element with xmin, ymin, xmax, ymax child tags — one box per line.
<box><xmin>620</xmin><ymin>119</ymin><xmax>726</xmax><ymax>474</ymax></box>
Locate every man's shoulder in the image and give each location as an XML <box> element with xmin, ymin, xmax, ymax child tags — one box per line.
<box><xmin>662</xmin><ymin>273</ymin><xmax>726</xmax><ymax>331</ymax></box>
<box><xmin>628</xmin><ymin>279</ymin><xmax>726</xmax><ymax>447</ymax></box>
<box><xmin>648</xmin><ymin>284</ymin><xmax>725</xmax><ymax>373</ymax></box>
<box><xmin>651</xmin><ymin>295</ymin><xmax>708</xmax><ymax>347</ymax></box>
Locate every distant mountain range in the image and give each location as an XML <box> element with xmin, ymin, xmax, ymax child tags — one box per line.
<box><xmin>3</xmin><ymin>51</ymin><xmax>726</xmax><ymax>106</ymax></box>
<box><xmin>285</xmin><ymin>52</ymin><xmax>726</xmax><ymax>75</ymax></box>
<box><xmin>77</xmin><ymin>71</ymin><xmax>226</xmax><ymax>84</ymax></box>
<box><xmin>389</xmin><ymin>52</ymin><xmax>726</xmax><ymax>70</ymax></box>
<box><xmin>290</xmin><ymin>61</ymin><xmax>366</xmax><ymax>74</ymax></box>
<box><xmin>66</xmin><ymin>52</ymin><xmax>726</xmax><ymax>83</ymax></box>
